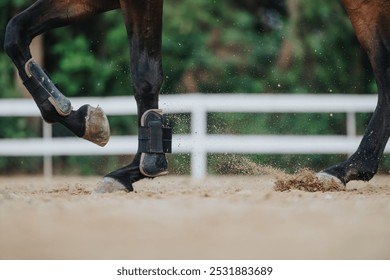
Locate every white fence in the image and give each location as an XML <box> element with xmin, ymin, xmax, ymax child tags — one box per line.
<box><xmin>0</xmin><ymin>93</ymin><xmax>386</xmax><ymax>179</ymax></box>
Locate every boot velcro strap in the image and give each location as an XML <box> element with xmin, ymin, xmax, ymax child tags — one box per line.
<box><xmin>139</xmin><ymin>122</ymin><xmax>172</xmax><ymax>153</ymax></box>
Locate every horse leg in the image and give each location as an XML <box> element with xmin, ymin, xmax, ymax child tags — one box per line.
<box><xmin>4</xmin><ymin>0</ymin><xmax>120</xmax><ymax>146</ymax></box>
<box><xmin>319</xmin><ymin>0</ymin><xmax>390</xmax><ymax>185</ymax></box>
<box><xmin>101</xmin><ymin>0</ymin><xmax>171</xmax><ymax>192</ymax></box>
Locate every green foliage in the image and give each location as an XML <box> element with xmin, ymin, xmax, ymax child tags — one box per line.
<box><xmin>47</xmin><ymin>12</ymin><xmax>132</xmax><ymax>97</ymax></box>
<box><xmin>208</xmin><ymin>112</ymin><xmax>346</xmax><ymax>135</ymax></box>
<box><xmin>162</xmin><ymin>0</ymin><xmax>284</xmax><ymax>93</ymax></box>
<box><xmin>0</xmin><ymin>0</ymin><xmax>385</xmax><ymax>175</ymax></box>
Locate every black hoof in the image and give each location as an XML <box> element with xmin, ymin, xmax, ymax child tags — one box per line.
<box><xmin>316</xmin><ymin>171</ymin><xmax>345</xmax><ymax>186</ymax></box>
<box><xmin>319</xmin><ymin>164</ymin><xmax>348</xmax><ymax>185</ymax></box>
<box><xmin>98</xmin><ymin>151</ymin><xmax>169</xmax><ymax>192</ymax></box>
<box><xmin>101</xmin><ymin>155</ymin><xmax>146</xmax><ymax>192</ymax></box>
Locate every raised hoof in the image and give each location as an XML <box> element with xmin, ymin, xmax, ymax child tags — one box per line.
<box><xmin>316</xmin><ymin>172</ymin><xmax>345</xmax><ymax>186</ymax></box>
<box><xmin>93</xmin><ymin>177</ymin><xmax>128</xmax><ymax>193</ymax></box>
<box><xmin>140</xmin><ymin>153</ymin><xmax>169</xmax><ymax>177</ymax></box>
<box><xmin>82</xmin><ymin>105</ymin><xmax>110</xmax><ymax>147</ymax></box>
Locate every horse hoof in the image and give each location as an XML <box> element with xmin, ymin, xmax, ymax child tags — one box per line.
<box><xmin>93</xmin><ymin>177</ymin><xmax>128</xmax><ymax>193</ymax></box>
<box><xmin>316</xmin><ymin>172</ymin><xmax>345</xmax><ymax>186</ymax></box>
<box><xmin>83</xmin><ymin>105</ymin><xmax>110</xmax><ymax>147</ymax></box>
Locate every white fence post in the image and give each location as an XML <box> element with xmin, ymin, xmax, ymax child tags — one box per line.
<box><xmin>346</xmin><ymin>111</ymin><xmax>356</xmax><ymax>138</ymax></box>
<box><xmin>42</xmin><ymin>121</ymin><xmax>53</xmax><ymax>178</ymax></box>
<box><xmin>191</xmin><ymin>105</ymin><xmax>207</xmax><ymax>180</ymax></box>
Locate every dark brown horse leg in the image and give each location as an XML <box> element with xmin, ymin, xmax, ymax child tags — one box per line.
<box><xmin>320</xmin><ymin>0</ymin><xmax>390</xmax><ymax>185</ymax></box>
<box><xmin>4</xmin><ymin>0</ymin><xmax>119</xmax><ymax>146</ymax></box>
<box><xmin>101</xmin><ymin>0</ymin><xmax>171</xmax><ymax>192</ymax></box>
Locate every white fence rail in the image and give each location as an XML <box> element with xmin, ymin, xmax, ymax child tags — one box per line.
<box><xmin>0</xmin><ymin>94</ymin><xmax>386</xmax><ymax>179</ymax></box>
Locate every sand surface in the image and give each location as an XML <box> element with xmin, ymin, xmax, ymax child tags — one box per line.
<box><xmin>0</xmin><ymin>175</ymin><xmax>389</xmax><ymax>260</ymax></box>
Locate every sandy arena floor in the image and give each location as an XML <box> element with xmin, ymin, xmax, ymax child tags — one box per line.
<box><xmin>0</xmin><ymin>175</ymin><xmax>389</xmax><ymax>260</ymax></box>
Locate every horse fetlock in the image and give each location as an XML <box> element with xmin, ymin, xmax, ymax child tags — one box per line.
<box><xmin>24</xmin><ymin>58</ymin><xmax>72</xmax><ymax>117</ymax></box>
<box><xmin>345</xmin><ymin>166</ymin><xmax>376</xmax><ymax>182</ymax></box>
<box><xmin>82</xmin><ymin>105</ymin><xmax>110</xmax><ymax>147</ymax></box>
<box><xmin>140</xmin><ymin>153</ymin><xmax>169</xmax><ymax>177</ymax></box>
<box><xmin>138</xmin><ymin>109</ymin><xmax>172</xmax><ymax>177</ymax></box>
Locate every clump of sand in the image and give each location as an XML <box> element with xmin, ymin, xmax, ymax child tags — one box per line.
<box><xmin>273</xmin><ymin>169</ymin><xmax>345</xmax><ymax>192</ymax></box>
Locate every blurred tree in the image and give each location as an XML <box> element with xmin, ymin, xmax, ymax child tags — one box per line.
<box><xmin>1</xmin><ymin>0</ymin><xmax>374</xmax><ymax>96</ymax></box>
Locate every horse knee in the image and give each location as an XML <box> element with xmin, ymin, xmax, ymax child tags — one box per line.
<box><xmin>4</xmin><ymin>18</ymin><xmax>20</xmax><ymax>57</ymax></box>
<box><xmin>4</xmin><ymin>15</ymin><xmax>31</xmax><ymax>68</ymax></box>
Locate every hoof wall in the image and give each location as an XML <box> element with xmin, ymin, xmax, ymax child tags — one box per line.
<box><xmin>93</xmin><ymin>177</ymin><xmax>128</xmax><ymax>193</ymax></box>
<box><xmin>316</xmin><ymin>172</ymin><xmax>345</xmax><ymax>186</ymax></box>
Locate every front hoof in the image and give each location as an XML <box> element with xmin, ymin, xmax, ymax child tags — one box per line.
<box><xmin>82</xmin><ymin>105</ymin><xmax>110</xmax><ymax>147</ymax></box>
<box><xmin>93</xmin><ymin>177</ymin><xmax>128</xmax><ymax>193</ymax></box>
<box><xmin>316</xmin><ymin>172</ymin><xmax>345</xmax><ymax>186</ymax></box>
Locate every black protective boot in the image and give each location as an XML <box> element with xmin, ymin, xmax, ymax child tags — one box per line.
<box><xmin>138</xmin><ymin>109</ymin><xmax>171</xmax><ymax>177</ymax></box>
